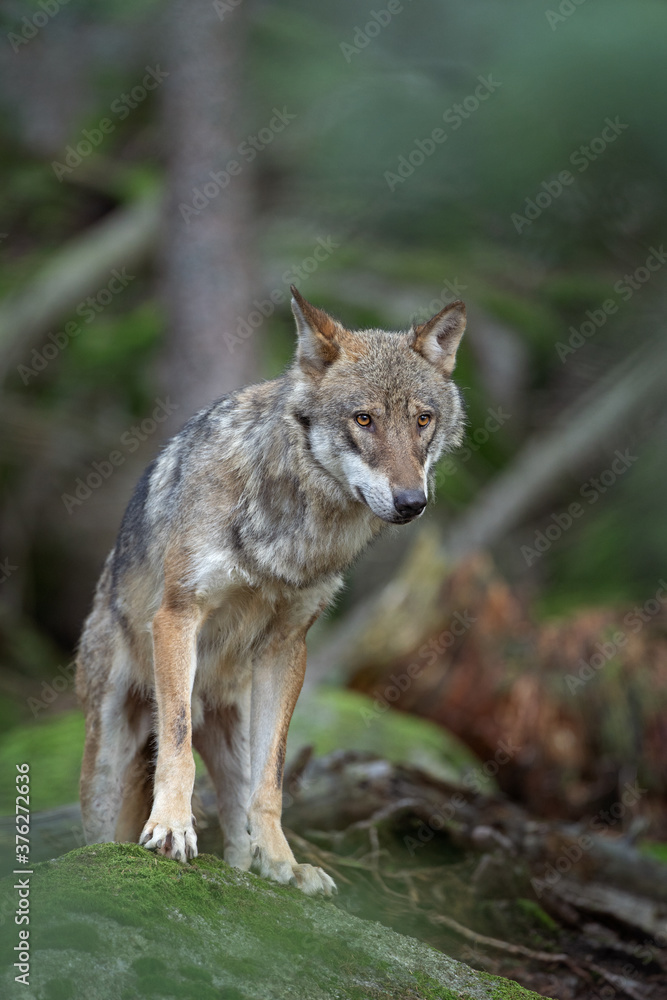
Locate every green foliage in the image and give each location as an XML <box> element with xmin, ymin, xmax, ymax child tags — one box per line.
<box><xmin>514</xmin><ymin>899</ymin><xmax>558</xmax><ymax>932</ymax></box>
<box><xmin>538</xmin><ymin>434</ymin><xmax>667</xmax><ymax>615</ymax></box>
<box><xmin>0</xmin><ymin>710</ymin><xmax>84</xmax><ymax>814</ymax></box>
<box><xmin>639</xmin><ymin>841</ymin><xmax>667</xmax><ymax>866</ymax></box>
<box><xmin>55</xmin><ymin>300</ymin><xmax>163</xmax><ymax>412</ymax></box>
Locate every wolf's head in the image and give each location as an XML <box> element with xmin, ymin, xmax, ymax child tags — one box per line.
<box><xmin>289</xmin><ymin>287</ymin><xmax>466</xmax><ymax>524</ymax></box>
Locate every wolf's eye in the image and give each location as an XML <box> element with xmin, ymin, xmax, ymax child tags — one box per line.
<box><xmin>355</xmin><ymin>413</ymin><xmax>372</xmax><ymax>427</ymax></box>
<box><xmin>417</xmin><ymin>414</ymin><xmax>431</xmax><ymax>428</ymax></box>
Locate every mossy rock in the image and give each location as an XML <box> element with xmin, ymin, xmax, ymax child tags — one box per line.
<box><xmin>288</xmin><ymin>687</ymin><xmax>487</xmax><ymax>788</ymax></box>
<box><xmin>0</xmin><ymin>843</ymin><xmax>550</xmax><ymax>1000</ymax></box>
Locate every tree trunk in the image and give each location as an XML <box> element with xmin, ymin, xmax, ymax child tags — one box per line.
<box><xmin>159</xmin><ymin>0</ymin><xmax>256</xmax><ymax>432</ymax></box>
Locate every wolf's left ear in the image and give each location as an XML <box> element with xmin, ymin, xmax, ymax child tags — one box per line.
<box><xmin>411</xmin><ymin>300</ymin><xmax>466</xmax><ymax>377</ymax></box>
<box><xmin>290</xmin><ymin>285</ymin><xmax>342</xmax><ymax>375</ymax></box>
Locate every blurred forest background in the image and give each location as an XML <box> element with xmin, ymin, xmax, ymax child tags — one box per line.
<box><xmin>1</xmin><ymin>1</ymin><xmax>667</xmax><ymax>996</ymax></box>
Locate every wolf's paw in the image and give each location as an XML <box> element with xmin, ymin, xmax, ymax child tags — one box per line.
<box><xmin>139</xmin><ymin>816</ymin><xmax>198</xmax><ymax>862</ymax></box>
<box><xmin>224</xmin><ymin>841</ymin><xmax>253</xmax><ymax>871</ymax></box>
<box><xmin>289</xmin><ymin>863</ymin><xmax>337</xmax><ymax>897</ymax></box>
<box><xmin>251</xmin><ymin>846</ymin><xmax>336</xmax><ymax>896</ymax></box>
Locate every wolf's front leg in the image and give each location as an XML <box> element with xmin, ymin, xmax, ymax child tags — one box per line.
<box><xmin>248</xmin><ymin>633</ymin><xmax>336</xmax><ymax>897</ymax></box>
<box><xmin>139</xmin><ymin>603</ymin><xmax>202</xmax><ymax>862</ymax></box>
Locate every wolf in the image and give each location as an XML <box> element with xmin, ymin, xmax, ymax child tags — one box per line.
<box><xmin>76</xmin><ymin>287</ymin><xmax>467</xmax><ymax>896</ymax></box>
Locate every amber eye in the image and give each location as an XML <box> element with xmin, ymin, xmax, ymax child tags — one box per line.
<box><xmin>417</xmin><ymin>414</ymin><xmax>431</xmax><ymax>428</ymax></box>
<box><xmin>355</xmin><ymin>413</ymin><xmax>372</xmax><ymax>427</ymax></box>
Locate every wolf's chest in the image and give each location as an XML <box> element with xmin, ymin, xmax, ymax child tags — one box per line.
<box><xmin>227</xmin><ymin>501</ymin><xmax>379</xmax><ymax>588</ymax></box>
<box><xmin>191</xmin><ymin>573</ymin><xmax>340</xmax><ymax>706</ymax></box>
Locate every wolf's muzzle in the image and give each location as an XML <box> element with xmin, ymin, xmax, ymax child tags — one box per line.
<box><xmin>393</xmin><ymin>489</ymin><xmax>427</xmax><ymax>520</ymax></box>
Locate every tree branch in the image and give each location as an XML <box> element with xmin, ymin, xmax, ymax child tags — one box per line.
<box><xmin>0</xmin><ymin>190</ymin><xmax>161</xmax><ymax>384</ymax></box>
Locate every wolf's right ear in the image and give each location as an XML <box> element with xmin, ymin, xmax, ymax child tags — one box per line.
<box><xmin>411</xmin><ymin>300</ymin><xmax>466</xmax><ymax>377</ymax></box>
<box><xmin>291</xmin><ymin>286</ymin><xmax>342</xmax><ymax>376</ymax></box>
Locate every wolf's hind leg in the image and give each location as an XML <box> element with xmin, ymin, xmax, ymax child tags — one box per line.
<box><xmin>115</xmin><ymin>725</ymin><xmax>157</xmax><ymax>843</ymax></box>
<box><xmin>193</xmin><ymin>683</ymin><xmax>252</xmax><ymax>870</ymax></box>
<box><xmin>80</xmin><ymin>683</ymin><xmax>152</xmax><ymax>845</ymax></box>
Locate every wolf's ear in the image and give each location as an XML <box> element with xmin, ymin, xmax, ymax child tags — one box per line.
<box><xmin>291</xmin><ymin>285</ymin><xmax>342</xmax><ymax>375</ymax></box>
<box><xmin>411</xmin><ymin>300</ymin><xmax>466</xmax><ymax>377</ymax></box>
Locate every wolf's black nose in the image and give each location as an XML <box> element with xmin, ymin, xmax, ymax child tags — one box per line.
<box><xmin>393</xmin><ymin>490</ymin><xmax>427</xmax><ymax>518</ymax></box>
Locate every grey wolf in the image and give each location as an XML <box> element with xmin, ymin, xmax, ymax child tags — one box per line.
<box><xmin>76</xmin><ymin>288</ymin><xmax>467</xmax><ymax>896</ymax></box>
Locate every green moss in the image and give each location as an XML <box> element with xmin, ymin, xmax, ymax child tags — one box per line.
<box><xmin>44</xmin><ymin>977</ymin><xmax>76</xmax><ymax>1000</ymax></box>
<box><xmin>178</xmin><ymin>963</ymin><xmax>213</xmax><ymax>983</ymax></box>
<box><xmin>515</xmin><ymin>899</ymin><xmax>559</xmax><ymax>931</ymax></box>
<box><xmin>34</xmin><ymin>845</ymin><xmax>237</xmax><ymax>933</ymax></box>
<box><xmin>132</xmin><ymin>956</ymin><xmax>167</xmax><ymax>975</ymax></box>
<box><xmin>479</xmin><ymin>972</ymin><xmax>553</xmax><ymax>1000</ymax></box>
<box><xmin>38</xmin><ymin>920</ymin><xmax>102</xmax><ymax>953</ymax></box>
<box><xmin>412</xmin><ymin>971</ymin><xmax>461</xmax><ymax>998</ymax></box>
<box><xmin>126</xmin><ymin>958</ymin><xmax>224</xmax><ymax>1000</ymax></box>
<box><xmin>0</xmin><ymin>843</ymin><xmax>550</xmax><ymax>1000</ymax></box>
<box><xmin>134</xmin><ymin>972</ymin><xmax>219</xmax><ymax>998</ymax></box>
<box><xmin>288</xmin><ymin>687</ymin><xmax>482</xmax><ymax>786</ymax></box>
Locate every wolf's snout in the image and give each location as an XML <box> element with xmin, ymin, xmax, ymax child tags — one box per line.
<box><xmin>393</xmin><ymin>489</ymin><xmax>426</xmax><ymax>519</ymax></box>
